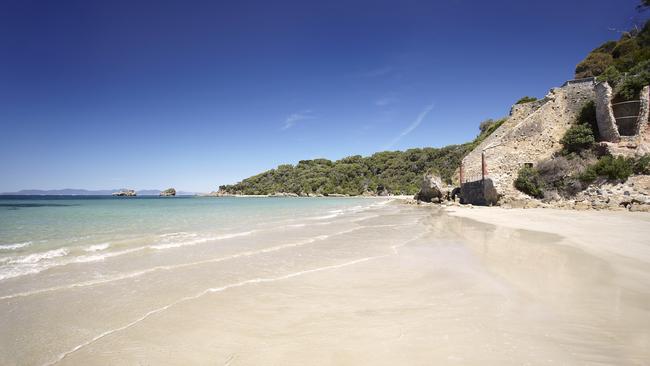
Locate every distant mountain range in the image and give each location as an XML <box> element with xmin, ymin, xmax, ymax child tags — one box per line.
<box><xmin>0</xmin><ymin>189</ymin><xmax>196</xmax><ymax>196</ymax></box>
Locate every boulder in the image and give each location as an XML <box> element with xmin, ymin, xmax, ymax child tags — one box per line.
<box><xmin>415</xmin><ymin>173</ymin><xmax>447</xmax><ymax>203</ymax></box>
<box><xmin>160</xmin><ymin>188</ymin><xmax>176</xmax><ymax>197</ymax></box>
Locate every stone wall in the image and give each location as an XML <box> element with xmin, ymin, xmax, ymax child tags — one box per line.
<box><xmin>461</xmin><ymin>80</ymin><xmax>596</xmax><ymax>198</ymax></box>
<box><xmin>637</xmin><ymin>86</ymin><xmax>650</xmax><ymax>156</ymax></box>
<box><xmin>637</xmin><ymin>86</ymin><xmax>649</xmax><ymax>134</ymax></box>
<box><xmin>595</xmin><ymin>82</ymin><xmax>621</xmax><ymax>142</ymax></box>
<box><xmin>460</xmin><ymin>179</ymin><xmax>498</xmax><ymax>206</ymax></box>
<box><xmin>597</xmin><ymin>84</ymin><xmax>650</xmax><ymax>157</ymax></box>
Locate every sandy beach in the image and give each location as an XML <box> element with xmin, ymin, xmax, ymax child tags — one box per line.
<box><xmin>1</xmin><ymin>200</ymin><xmax>650</xmax><ymax>365</ymax></box>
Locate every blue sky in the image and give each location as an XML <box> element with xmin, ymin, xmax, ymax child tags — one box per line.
<box><xmin>0</xmin><ymin>0</ymin><xmax>645</xmax><ymax>192</ymax></box>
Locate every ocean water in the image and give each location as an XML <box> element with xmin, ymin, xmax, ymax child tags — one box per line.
<box><xmin>2</xmin><ymin>195</ymin><xmax>424</xmax><ymax>365</ymax></box>
<box><xmin>0</xmin><ymin>196</ymin><xmax>386</xmax><ymax>283</ymax></box>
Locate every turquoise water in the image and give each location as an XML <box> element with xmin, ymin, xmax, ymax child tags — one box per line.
<box><xmin>0</xmin><ymin>196</ymin><xmax>381</xmax><ymax>281</ymax></box>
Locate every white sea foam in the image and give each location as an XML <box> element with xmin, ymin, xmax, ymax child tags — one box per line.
<box><xmin>149</xmin><ymin>231</ymin><xmax>254</xmax><ymax>250</ymax></box>
<box><xmin>0</xmin><ymin>266</ymin><xmax>43</xmax><ymax>281</ymax></box>
<box><xmin>0</xmin><ymin>248</ymin><xmax>72</xmax><ymax>281</ymax></box>
<box><xmin>0</xmin><ymin>241</ymin><xmax>32</xmax><ymax>250</ymax></box>
<box><xmin>308</xmin><ymin>213</ymin><xmax>339</xmax><ymax>220</ymax></box>
<box><xmin>0</xmin><ymin>226</ymin><xmax>366</xmax><ymax>300</ymax></box>
<box><xmin>158</xmin><ymin>232</ymin><xmax>195</xmax><ymax>238</ymax></box>
<box><xmin>74</xmin><ymin>247</ymin><xmax>145</xmax><ymax>263</ymax></box>
<box><xmin>8</xmin><ymin>248</ymin><xmax>69</xmax><ymax>264</ymax></box>
<box><xmin>84</xmin><ymin>243</ymin><xmax>110</xmax><ymax>252</ymax></box>
<box><xmin>0</xmin><ymin>229</ymin><xmax>259</xmax><ymax>282</ymax></box>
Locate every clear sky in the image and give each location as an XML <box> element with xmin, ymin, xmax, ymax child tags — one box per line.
<box><xmin>0</xmin><ymin>0</ymin><xmax>646</xmax><ymax>192</ymax></box>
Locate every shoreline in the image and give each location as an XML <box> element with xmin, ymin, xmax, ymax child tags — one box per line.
<box><xmin>204</xmin><ymin>193</ymin><xmax>413</xmax><ymax>199</ymax></box>
<box><xmin>2</xmin><ymin>198</ymin><xmax>650</xmax><ymax>364</ymax></box>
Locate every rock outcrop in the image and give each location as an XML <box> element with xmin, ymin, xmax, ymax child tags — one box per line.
<box><xmin>112</xmin><ymin>189</ymin><xmax>136</xmax><ymax>197</ymax></box>
<box><xmin>415</xmin><ymin>173</ymin><xmax>448</xmax><ymax>202</ymax></box>
<box><xmin>160</xmin><ymin>188</ymin><xmax>176</xmax><ymax>197</ymax></box>
<box><xmin>498</xmin><ymin>175</ymin><xmax>650</xmax><ymax>212</ymax></box>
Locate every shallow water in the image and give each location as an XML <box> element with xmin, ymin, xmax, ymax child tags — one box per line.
<box><xmin>1</xmin><ymin>197</ymin><xmax>649</xmax><ymax>365</ymax></box>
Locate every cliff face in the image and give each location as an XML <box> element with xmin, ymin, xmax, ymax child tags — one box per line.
<box><xmin>461</xmin><ymin>79</ymin><xmax>596</xmax><ymax>199</ymax></box>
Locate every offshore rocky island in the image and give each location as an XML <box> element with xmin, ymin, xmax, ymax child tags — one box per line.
<box><xmin>216</xmin><ymin>20</ymin><xmax>650</xmax><ymax>212</ymax></box>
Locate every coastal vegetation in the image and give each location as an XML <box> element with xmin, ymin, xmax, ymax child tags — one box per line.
<box><xmin>559</xmin><ymin>123</ymin><xmax>595</xmax><ymax>154</ymax></box>
<box><xmin>514</xmin><ymin>165</ymin><xmax>544</xmax><ymax>198</ymax></box>
<box><xmin>515</xmin><ymin>96</ymin><xmax>538</xmax><ymax>104</ymax></box>
<box><xmin>575</xmin><ymin>18</ymin><xmax>650</xmax><ymax>99</ymax></box>
<box><xmin>579</xmin><ymin>156</ymin><xmax>635</xmax><ymax>183</ymax></box>
<box><xmin>219</xmin><ymin>118</ymin><xmax>506</xmax><ymax>196</ymax></box>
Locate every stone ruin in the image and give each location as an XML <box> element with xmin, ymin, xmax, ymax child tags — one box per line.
<box><xmin>459</xmin><ymin>78</ymin><xmax>596</xmax><ymax>204</ymax></box>
<box><xmin>595</xmin><ymin>82</ymin><xmax>650</xmax><ymax>156</ymax></box>
<box><xmin>458</xmin><ymin>78</ymin><xmax>649</xmax><ymax>205</ymax></box>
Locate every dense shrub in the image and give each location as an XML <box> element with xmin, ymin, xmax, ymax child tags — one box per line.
<box><xmin>536</xmin><ymin>157</ymin><xmax>571</xmax><ymax>185</ymax></box>
<box><xmin>579</xmin><ymin>156</ymin><xmax>634</xmax><ymax>183</ymax></box>
<box><xmin>616</xmin><ymin>59</ymin><xmax>650</xmax><ymax>100</ymax></box>
<box><xmin>596</xmin><ymin>65</ymin><xmax>622</xmax><ymax>85</ymax></box>
<box><xmin>576</xmin><ymin>101</ymin><xmax>599</xmax><ymax>140</ymax></box>
<box><xmin>575</xmin><ymin>52</ymin><xmax>614</xmax><ymax>78</ymax></box>
<box><xmin>634</xmin><ymin>155</ymin><xmax>650</xmax><ymax>174</ymax></box>
<box><xmin>534</xmin><ymin>154</ymin><xmax>594</xmax><ymax>198</ymax></box>
<box><xmin>515</xmin><ymin>96</ymin><xmax>538</xmax><ymax>104</ymax></box>
<box><xmin>592</xmin><ymin>41</ymin><xmax>618</xmax><ymax>54</ymax></box>
<box><xmin>560</xmin><ymin>124</ymin><xmax>595</xmax><ymax>154</ymax></box>
<box><xmin>514</xmin><ymin>165</ymin><xmax>544</xmax><ymax>198</ymax></box>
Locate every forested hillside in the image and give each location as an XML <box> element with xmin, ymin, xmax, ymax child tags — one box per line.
<box><xmin>218</xmin><ymin>119</ymin><xmax>504</xmax><ymax>196</ymax></box>
<box><xmin>575</xmin><ymin>18</ymin><xmax>650</xmax><ymax>99</ymax></box>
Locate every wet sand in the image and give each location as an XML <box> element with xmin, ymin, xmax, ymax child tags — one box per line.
<box><xmin>2</xmin><ymin>203</ymin><xmax>650</xmax><ymax>365</ymax></box>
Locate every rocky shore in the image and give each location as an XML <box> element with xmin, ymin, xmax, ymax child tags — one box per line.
<box><xmin>408</xmin><ymin>170</ymin><xmax>650</xmax><ymax>212</ymax></box>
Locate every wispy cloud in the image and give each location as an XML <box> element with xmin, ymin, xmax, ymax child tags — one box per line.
<box><xmin>384</xmin><ymin>103</ymin><xmax>435</xmax><ymax>149</ymax></box>
<box><xmin>282</xmin><ymin>110</ymin><xmax>314</xmax><ymax>130</ymax></box>
<box><xmin>352</xmin><ymin>66</ymin><xmax>393</xmax><ymax>78</ymax></box>
<box><xmin>375</xmin><ymin>97</ymin><xmax>397</xmax><ymax>107</ymax></box>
